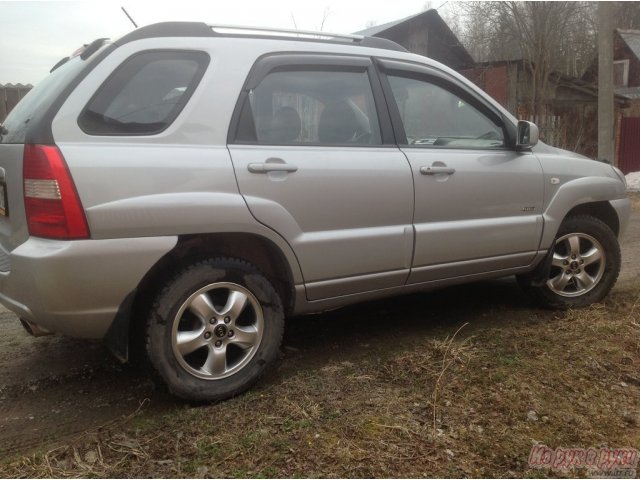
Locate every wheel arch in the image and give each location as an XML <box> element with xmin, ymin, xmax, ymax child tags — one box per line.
<box><xmin>540</xmin><ymin>200</ymin><xmax>620</xmax><ymax>251</ymax></box>
<box><xmin>518</xmin><ymin>214</ymin><xmax>621</xmax><ymax>308</ymax></box>
<box><xmin>540</xmin><ymin>176</ymin><xmax>625</xmax><ymax>249</ymax></box>
<box><xmin>564</xmin><ymin>202</ymin><xmax>619</xmax><ymax>236</ymax></box>
<box><xmin>106</xmin><ymin>231</ymin><xmax>300</xmax><ymax>362</ymax></box>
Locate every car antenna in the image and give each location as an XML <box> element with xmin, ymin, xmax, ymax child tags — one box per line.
<box><xmin>121</xmin><ymin>6</ymin><xmax>138</xmax><ymax>28</ymax></box>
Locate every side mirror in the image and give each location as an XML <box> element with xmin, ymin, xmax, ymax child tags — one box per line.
<box><xmin>516</xmin><ymin>120</ymin><xmax>539</xmax><ymax>149</ymax></box>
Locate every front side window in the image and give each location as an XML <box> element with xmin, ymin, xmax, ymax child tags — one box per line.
<box><xmin>79</xmin><ymin>50</ymin><xmax>209</xmax><ymax>135</ymax></box>
<box><xmin>387</xmin><ymin>74</ymin><xmax>504</xmax><ymax>149</ymax></box>
<box><xmin>236</xmin><ymin>69</ymin><xmax>382</xmax><ymax>145</ymax></box>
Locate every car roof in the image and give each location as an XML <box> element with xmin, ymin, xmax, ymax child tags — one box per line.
<box><xmin>115</xmin><ymin>21</ymin><xmax>408</xmax><ymax>53</ymax></box>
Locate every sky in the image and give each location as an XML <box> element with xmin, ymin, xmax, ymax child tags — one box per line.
<box><xmin>0</xmin><ymin>0</ymin><xmax>440</xmax><ymax>85</ymax></box>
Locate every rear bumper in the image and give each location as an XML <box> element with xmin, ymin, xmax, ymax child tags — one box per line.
<box><xmin>0</xmin><ymin>236</ymin><xmax>177</xmax><ymax>338</ymax></box>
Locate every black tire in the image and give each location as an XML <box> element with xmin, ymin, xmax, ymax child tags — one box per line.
<box><xmin>145</xmin><ymin>257</ymin><xmax>284</xmax><ymax>402</ymax></box>
<box><xmin>518</xmin><ymin>215</ymin><xmax>621</xmax><ymax>309</ymax></box>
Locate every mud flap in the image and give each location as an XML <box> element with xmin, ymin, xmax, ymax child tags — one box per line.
<box><xmin>527</xmin><ymin>247</ymin><xmax>555</xmax><ymax>287</ymax></box>
<box><xmin>103</xmin><ymin>290</ymin><xmax>136</xmax><ymax>363</ymax></box>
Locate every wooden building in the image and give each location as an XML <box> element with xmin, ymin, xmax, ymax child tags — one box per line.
<box><xmin>460</xmin><ymin>61</ymin><xmax>629</xmax><ymax>161</ymax></box>
<box><xmin>358</xmin><ymin>10</ymin><xmax>631</xmax><ymax>165</ymax></box>
<box><xmin>584</xmin><ymin>29</ymin><xmax>640</xmax><ymax>173</ymax></box>
<box><xmin>0</xmin><ymin>83</ymin><xmax>32</xmax><ymax>123</ymax></box>
<box><xmin>355</xmin><ymin>9</ymin><xmax>474</xmax><ymax>70</ymax></box>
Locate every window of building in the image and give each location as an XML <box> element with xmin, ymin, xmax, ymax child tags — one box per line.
<box><xmin>614</xmin><ymin>59</ymin><xmax>630</xmax><ymax>88</ymax></box>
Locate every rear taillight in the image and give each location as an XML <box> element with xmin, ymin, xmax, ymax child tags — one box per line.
<box><xmin>23</xmin><ymin>144</ymin><xmax>90</xmax><ymax>239</ymax></box>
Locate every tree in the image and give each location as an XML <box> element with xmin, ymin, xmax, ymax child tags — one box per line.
<box><xmin>452</xmin><ymin>2</ymin><xmax>596</xmax><ymax>129</ymax></box>
<box><xmin>447</xmin><ymin>1</ymin><xmax>640</xmax><ymax>155</ymax></box>
<box><xmin>613</xmin><ymin>1</ymin><xmax>640</xmax><ymax>30</ymax></box>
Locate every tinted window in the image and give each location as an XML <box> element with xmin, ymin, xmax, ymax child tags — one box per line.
<box><xmin>388</xmin><ymin>75</ymin><xmax>504</xmax><ymax>149</ymax></box>
<box><xmin>1</xmin><ymin>56</ymin><xmax>87</xmax><ymax>144</ymax></box>
<box><xmin>236</xmin><ymin>69</ymin><xmax>381</xmax><ymax>145</ymax></box>
<box><xmin>79</xmin><ymin>50</ymin><xmax>209</xmax><ymax>135</ymax></box>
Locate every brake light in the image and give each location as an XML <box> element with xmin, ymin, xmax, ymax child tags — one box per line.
<box><xmin>23</xmin><ymin>145</ymin><xmax>90</xmax><ymax>239</ymax></box>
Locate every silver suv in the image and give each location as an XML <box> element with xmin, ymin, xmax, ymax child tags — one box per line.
<box><xmin>0</xmin><ymin>22</ymin><xmax>630</xmax><ymax>401</ymax></box>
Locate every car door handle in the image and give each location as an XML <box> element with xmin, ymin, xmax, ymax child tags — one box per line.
<box><xmin>420</xmin><ymin>166</ymin><xmax>456</xmax><ymax>175</ymax></box>
<box><xmin>247</xmin><ymin>162</ymin><xmax>298</xmax><ymax>173</ymax></box>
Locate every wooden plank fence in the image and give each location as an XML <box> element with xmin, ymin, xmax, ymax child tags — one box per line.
<box><xmin>0</xmin><ymin>84</ymin><xmax>32</xmax><ymax>123</ymax></box>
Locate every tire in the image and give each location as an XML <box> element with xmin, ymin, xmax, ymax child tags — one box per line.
<box><xmin>145</xmin><ymin>257</ymin><xmax>284</xmax><ymax>402</ymax></box>
<box><xmin>518</xmin><ymin>215</ymin><xmax>621</xmax><ymax>309</ymax></box>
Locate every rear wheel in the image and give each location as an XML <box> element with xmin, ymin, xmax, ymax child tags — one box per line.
<box><xmin>145</xmin><ymin>257</ymin><xmax>284</xmax><ymax>401</ymax></box>
<box><xmin>518</xmin><ymin>215</ymin><xmax>621</xmax><ymax>309</ymax></box>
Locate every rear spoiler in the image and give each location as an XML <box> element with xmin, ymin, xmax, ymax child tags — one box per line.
<box><xmin>50</xmin><ymin>38</ymin><xmax>110</xmax><ymax>73</ymax></box>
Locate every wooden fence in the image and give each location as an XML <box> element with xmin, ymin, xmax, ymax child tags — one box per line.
<box><xmin>0</xmin><ymin>84</ymin><xmax>32</xmax><ymax>123</ymax></box>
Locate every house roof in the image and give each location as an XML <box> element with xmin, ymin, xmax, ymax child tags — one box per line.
<box><xmin>354</xmin><ymin>9</ymin><xmax>474</xmax><ymax>67</ymax></box>
<box><xmin>618</xmin><ymin>29</ymin><xmax>640</xmax><ymax>61</ymax></box>
<box><xmin>615</xmin><ymin>86</ymin><xmax>640</xmax><ymax>99</ymax></box>
<box><xmin>354</xmin><ymin>11</ymin><xmax>423</xmax><ymax>37</ymax></box>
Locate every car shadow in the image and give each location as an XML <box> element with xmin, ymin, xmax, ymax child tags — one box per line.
<box><xmin>274</xmin><ymin>276</ymin><xmax>540</xmax><ymax>375</ymax></box>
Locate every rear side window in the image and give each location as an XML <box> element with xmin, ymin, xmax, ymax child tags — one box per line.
<box><xmin>235</xmin><ymin>69</ymin><xmax>382</xmax><ymax>146</ymax></box>
<box><xmin>78</xmin><ymin>50</ymin><xmax>209</xmax><ymax>136</ymax></box>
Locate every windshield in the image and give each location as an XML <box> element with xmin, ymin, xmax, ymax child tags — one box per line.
<box><xmin>0</xmin><ymin>55</ymin><xmax>87</xmax><ymax>144</ymax></box>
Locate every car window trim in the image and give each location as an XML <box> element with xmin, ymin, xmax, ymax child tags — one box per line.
<box><xmin>227</xmin><ymin>52</ymin><xmax>396</xmax><ymax>146</ymax></box>
<box><xmin>374</xmin><ymin>58</ymin><xmax>517</xmax><ymax>150</ymax></box>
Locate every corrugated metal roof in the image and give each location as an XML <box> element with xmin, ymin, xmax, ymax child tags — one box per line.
<box><xmin>618</xmin><ymin>29</ymin><xmax>640</xmax><ymax>61</ymax></box>
<box><xmin>354</xmin><ymin>11</ymin><xmax>423</xmax><ymax>36</ymax></box>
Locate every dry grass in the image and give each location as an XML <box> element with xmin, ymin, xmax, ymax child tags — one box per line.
<box><xmin>1</xmin><ymin>283</ymin><xmax>639</xmax><ymax>478</ymax></box>
<box><xmin>629</xmin><ymin>192</ymin><xmax>640</xmax><ymax>213</ymax></box>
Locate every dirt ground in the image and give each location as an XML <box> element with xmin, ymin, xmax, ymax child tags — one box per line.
<box><xmin>0</xmin><ymin>203</ymin><xmax>638</xmax><ymax>475</ymax></box>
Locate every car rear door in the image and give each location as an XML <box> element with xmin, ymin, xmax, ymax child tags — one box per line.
<box><xmin>376</xmin><ymin>59</ymin><xmax>545</xmax><ymax>284</ymax></box>
<box><xmin>228</xmin><ymin>54</ymin><xmax>414</xmax><ymax>300</ymax></box>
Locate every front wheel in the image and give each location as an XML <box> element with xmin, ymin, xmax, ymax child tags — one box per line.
<box><xmin>145</xmin><ymin>257</ymin><xmax>284</xmax><ymax>401</ymax></box>
<box><xmin>518</xmin><ymin>215</ymin><xmax>621</xmax><ymax>309</ymax></box>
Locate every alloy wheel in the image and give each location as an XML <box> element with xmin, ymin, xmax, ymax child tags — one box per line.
<box><xmin>171</xmin><ymin>282</ymin><xmax>264</xmax><ymax>380</ymax></box>
<box><xmin>547</xmin><ymin>233</ymin><xmax>606</xmax><ymax>297</ymax></box>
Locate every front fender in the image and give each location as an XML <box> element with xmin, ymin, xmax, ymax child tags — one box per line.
<box><xmin>540</xmin><ymin>176</ymin><xmax>626</xmax><ymax>249</ymax></box>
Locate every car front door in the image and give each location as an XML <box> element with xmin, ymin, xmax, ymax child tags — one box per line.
<box><xmin>228</xmin><ymin>55</ymin><xmax>414</xmax><ymax>300</ymax></box>
<box><xmin>377</xmin><ymin>59</ymin><xmax>545</xmax><ymax>284</ymax></box>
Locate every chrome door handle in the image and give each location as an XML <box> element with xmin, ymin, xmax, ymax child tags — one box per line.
<box><xmin>420</xmin><ymin>166</ymin><xmax>455</xmax><ymax>175</ymax></box>
<box><xmin>247</xmin><ymin>163</ymin><xmax>298</xmax><ymax>173</ymax></box>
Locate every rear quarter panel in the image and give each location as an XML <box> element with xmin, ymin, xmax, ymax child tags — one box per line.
<box><xmin>51</xmin><ymin>37</ymin><xmax>306</xmax><ymax>284</ymax></box>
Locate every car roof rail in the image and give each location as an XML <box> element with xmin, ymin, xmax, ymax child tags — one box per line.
<box><xmin>115</xmin><ymin>22</ymin><xmax>408</xmax><ymax>53</ymax></box>
<box><xmin>209</xmin><ymin>24</ymin><xmax>407</xmax><ymax>52</ymax></box>
<box><xmin>209</xmin><ymin>24</ymin><xmax>363</xmax><ymax>42</ymax></box>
